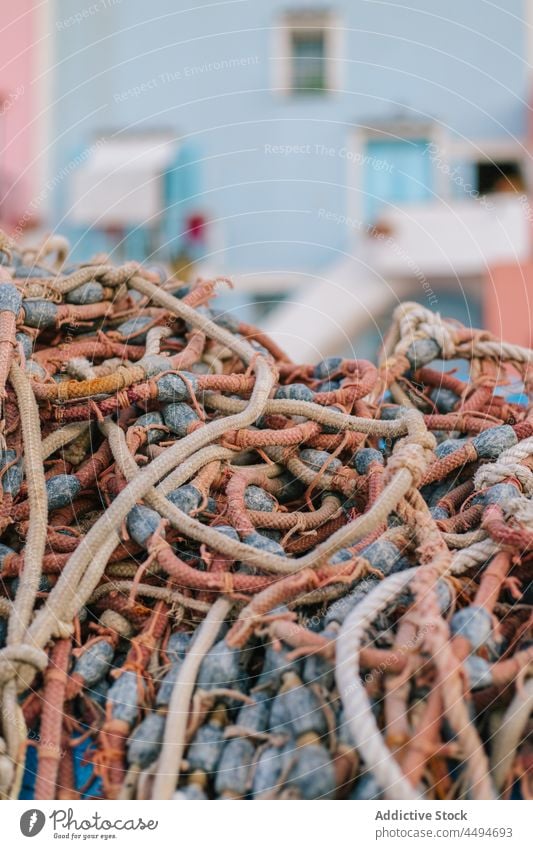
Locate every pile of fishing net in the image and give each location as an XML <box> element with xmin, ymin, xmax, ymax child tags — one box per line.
<box><xmin>0</xmin><ymin>231</ymin><xmax>531</xmax><ymax>801</ymax></box>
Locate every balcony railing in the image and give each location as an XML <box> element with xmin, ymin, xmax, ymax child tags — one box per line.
<box><xmin>365</xmin><ymin>194</ymin><xmax>531</xmax><ymax>278</ymax></box>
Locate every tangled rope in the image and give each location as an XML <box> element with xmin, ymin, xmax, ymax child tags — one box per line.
<box><xmin>0</xmin><ymin>234</ymin><xmax>531</xmax><ymax>801</ymax></box>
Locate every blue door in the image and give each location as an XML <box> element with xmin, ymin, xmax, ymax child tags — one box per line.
<box><xmin>363</xmin><ymin>138</ymin><xmax>433</xmax><ymax>223</ymax></box>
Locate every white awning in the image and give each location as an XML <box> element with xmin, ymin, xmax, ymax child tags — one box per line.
<box><xmin>69</xmin><ymin>134</ymin><xmax>178</xmax><ymax>228</ymax></box>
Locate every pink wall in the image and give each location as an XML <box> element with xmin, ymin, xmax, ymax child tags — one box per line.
<box><xmin>483</xmin><ymin>82</ymin><xmax>533</xmax><ymax>345</ymax></box>
<box><xmin>0</xmin><ymin>1</ymin><xmax>39</xmax><ymax>229</ymax></box>
<box><xmin>484</xmin><ymin>261</ymin><xmax>533</xmax><ymax>348</ymax></box>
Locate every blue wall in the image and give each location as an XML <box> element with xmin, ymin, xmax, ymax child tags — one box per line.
<box><xmin>52</xmin><ymin>0</ymin><xmax>528</xmax><ymax>270</ymax></box>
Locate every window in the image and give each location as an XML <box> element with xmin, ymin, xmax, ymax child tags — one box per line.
<box><xmin>291</xmin><ymin>29</ymin><xmax>326</xmax><ymax>92</ymax></box>
<box><xmin>273</xmin><ymin>11</ymin><xmax>340</xmax><ymax>96</ymax></box>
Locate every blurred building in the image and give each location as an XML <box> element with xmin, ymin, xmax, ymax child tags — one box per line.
<box><xmin>4</xmin><ymin>1</ymin><xmax>533</xmax><ymax>353</ymax></box>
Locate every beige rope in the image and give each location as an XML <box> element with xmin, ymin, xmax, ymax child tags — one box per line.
<box><xmin>40</xmin><ymin>421</ymin><xmax>91</xmax><ymax>460</ymax></box>
<box><xmin>490</xmin><ymin>676</ymin><xmax>533</xmax><ymax>791</ymax></box>
<box><xmin>105</xmin><ymin>418</ymin><xmax>420</xmax><ymax>575</ymax></box>
<box><xmin>27</xmin><ymin>284</ymin><xmax>274</xmax><ymax>654</ymax></box>
<box><xmin>151</xmin><ymin>597</ymin><xmax>232</xmax><ymax>799</ymax></box>
<box><xmin>5</xmin><ymin>361</ymin><xmax>48</xmax><ymax>642</ymax></box>
<box><xmin>89</xmin><ymin>581</ymin><xmax>211</xmax><ymax>613</ymax></box>
<box><xmin>336</xmin><ymin>568</ymin><xmax>421</xmax><ymax>800</ymax></box>
<box><xmin>0</xmin><ymin>361</ymin><xmax>48</xmax><ymax>782</ymax></box>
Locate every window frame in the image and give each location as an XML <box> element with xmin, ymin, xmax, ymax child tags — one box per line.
<box><xmin>272</xmin><ymin>10</ymin><xmax>342</xmax><ymax>97</ymax></box>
